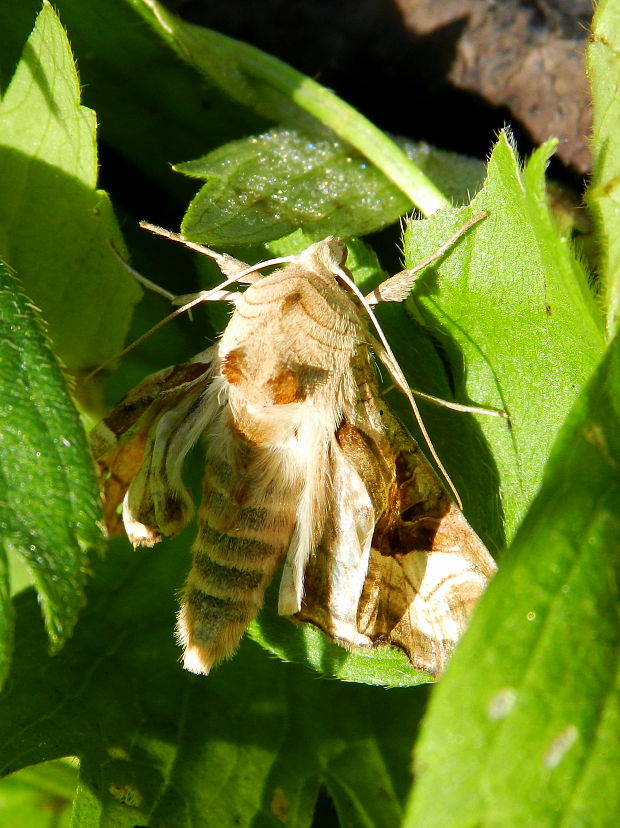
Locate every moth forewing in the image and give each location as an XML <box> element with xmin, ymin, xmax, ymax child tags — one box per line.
<box><xmin>90</xmin><ymin>349</ymin><xmax>216</xmax><ymax>541</ymax></box>
<box><xmin>91</xmin><ymin>230</ymin><xmax>496</xmax><ymax>678</ymax></box>
<box><xmin>296</xmin><ymin>347</ymin><xmax>495</xmax><ymax>677</ymax></box>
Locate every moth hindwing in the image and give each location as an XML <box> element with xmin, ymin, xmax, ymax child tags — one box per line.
<box><xmin>90</xmin><ymin>234</ymin><xmax>496</xmax><ymax>678</ymax></box>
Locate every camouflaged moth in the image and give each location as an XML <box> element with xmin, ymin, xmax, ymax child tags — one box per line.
<box><xmin>90</xmin><ymin>225</ymin><xmax>497</xmax><ymax>677</ymax></box>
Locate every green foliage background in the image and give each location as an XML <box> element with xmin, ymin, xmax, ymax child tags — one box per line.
<box><xmin>0</xmin><ymin>1</ymin><xmax>618</xmax><ymax>826</ymax></box>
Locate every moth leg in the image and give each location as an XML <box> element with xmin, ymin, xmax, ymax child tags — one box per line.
<box><xmin>364</xmin><ymin>212</ymin><xmax>486</xmax><ymax>305</ymax></box>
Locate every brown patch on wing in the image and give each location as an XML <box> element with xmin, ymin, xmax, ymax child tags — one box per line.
<box><xmin>90</xmin><ymin>357</ymin><xmax>213</xmax><ymax>458</ymax></box>
<box><xmin>221</xmin><ymin>347</ymin><xmax>246</xmax><ymax>385</ymax></box>
<box><xmin>370</xmin><ymin>436</ymin><xmax>452</xmax><ymax>559</ymax></box>
<box><xmin>101</xmin><ymin>361</ymin><xmax>210</xmax><ymax>445</ymax></box>
<box><xmin>358</xmin><ymin>502</ymin><xmax>495</xmax><ymax>676</ymax></box>
<box><xmin>266</xmin><ymin>367</ymin><xmax>304</xmax><ymax>404</ymax></box>
<box><xmin>224</xmin><ymin>345</ymin><xmax>330</xmax><ymax>406</ymax></box>
<box><xmin>335</xmin><ymin>422</ymin><xmax>392</xmax><ymax>514</ymax></box>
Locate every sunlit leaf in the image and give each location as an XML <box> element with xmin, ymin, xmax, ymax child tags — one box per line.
<box><xmin>0</xmin><ymin>262</ymin><xmax>103</xmax><ymax>675</ymax></box>
<box><xmin>0</xmin><ymin>3</ymin><xmax>141</xmax><ymax>372</ymax></box>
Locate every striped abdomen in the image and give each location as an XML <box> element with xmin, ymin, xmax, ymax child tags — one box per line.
<box><xmin>177</xmin><ymin>423</ymin><xmax>303</xmax><ymax>674</ymax></box>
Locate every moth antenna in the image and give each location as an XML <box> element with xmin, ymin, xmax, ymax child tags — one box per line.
<box><xmin>332</xmin><ymin>262</ymin><xmax>465</xmax><ymax>509</ymax></box>
<box><xmin>108</xmin><ymin>237</ymin><xmax>200</xmax><ymax>324</ymax></box>
<box><xmin>84</xmin><ymin>293</ymin><xmax>212</xmax><ymax>381</ymax></box>
<box><xmin>139</xmin><ymin>222</ymin><xmax>300</xmax><ymax>283</ymax></box>
<box><xmin>140</xmin><ymin>221</ymin><xmax>256</xmax><ymax>280</ymax></box>
<box><xmin>85</xmin><ymin>269</ymin><xmax>257</xmax><ymax>382</ymax></box>
<box><xmin>365</xmin><ymin>212</ymin><xmax>487</xmax><ymax>305</ymax></box>
<box><xmin>108</xmin><ymin>239</ymin><xmax>177</xmax><ymax>302</ymax></box>
<box><xmin>172</xmin><ymin>288</ymin><xmax>241</xmax><ymax>305</ymax></box>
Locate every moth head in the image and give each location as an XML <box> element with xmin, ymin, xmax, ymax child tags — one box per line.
<box><xmin>295</xmin><ymin>237</ymin><xmax>348</xmax><ymax>275</ymax></box>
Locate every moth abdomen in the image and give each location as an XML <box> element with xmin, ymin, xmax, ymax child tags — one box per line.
<box><xmin>179</xmin><ymin>586</ymin><xmax>259</xmax><ymax>675</ymax></box>
<box><xmin>177</xmin><ymin>451</ymin><xmax>299</xmax><ymax>674</ymax></box>
<box><xmin>193</xmin><ymin>556</ymin><xmax>266</xmax><ymax>595</ymax></box>
<box><xmin>177</xmin><ymin>526</ymin><xmax>286</xmax><ymax>674</ymax></box>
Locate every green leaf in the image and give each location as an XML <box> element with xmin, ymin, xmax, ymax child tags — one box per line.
<box><xmin>130</xmin><ymin>0</ymin><xmax>450</xmax><ymax>214</ymax></box>
<box><xmin>0</xmin><ymin>545</ymin><xmax>10</xmax><ymax>689</ymax></box>
<box><xmin>0</xmin><ymin>0</ymin><xmax>264</xmax><ymax>202</ymax></box>
<box><xmin>0</xmin><ymin>262</ymin><xmax>103</xmax><ymax>670</ymax></box>
<box><xmin>400</xmin><ymin>134</ymin><xmax>604</xmax><ymax>542</ymax></box>
<box><xmin>587</xmin><ymin>0</ymin><xmax>620</xmax><ymax>336</ymax></box>
<box><xmin>0</xmin><ymin>760</ymin><xmax>76</xmax><ymax>828</ymax></box>
<box><xmin>179</xmin><ymin>129</ymin><xmax>486</xmax><ymax>246</ymax></box>
<box><xmin>248</xmin><ymin>578</ymin><xmax>433</xmax><ymax>689</ymax></box>
<box><xmin>178</xmin><ymin>128</ymin><xmax>412</xmax><ymax>245</ymax></box>
<box><xmin>0</xmin><ymin>3</ymin><xmax>141</xmax><ymax>372</ymax></box>
<box><xmin>0</xmin><ymin>534</ymin><xmax>428</xmax><ymax>828</ymax></box>
<box><xmin>405</xmin><ymin>326</ymin><xmax>620</xmax><ymax>827</ymax></box>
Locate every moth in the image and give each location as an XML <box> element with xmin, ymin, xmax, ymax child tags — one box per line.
<box><xmin>90</xmin><ymin>223</ymin><xmax>497</xmax><ymax>677</ymax></box>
